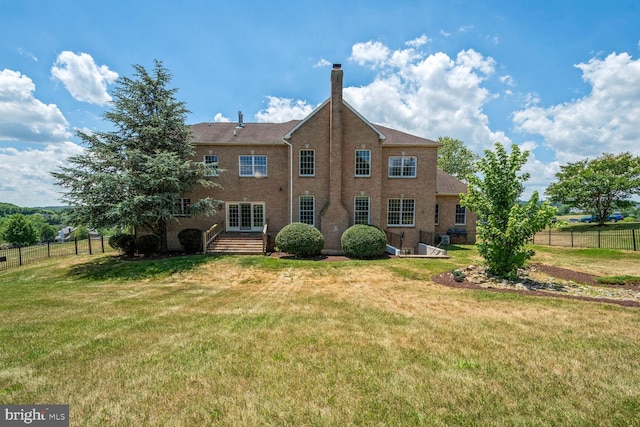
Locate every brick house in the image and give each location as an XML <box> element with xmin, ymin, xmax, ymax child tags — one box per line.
<box><xmin>167</xmin><ymin>64</ymin><xmax>475</xmax><ymax>254</ymax></box>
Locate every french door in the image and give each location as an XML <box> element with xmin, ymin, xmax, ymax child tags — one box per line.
<box><xmin>227</xmin><ymin>202</ymin><xmax>265</xmax><ymax>232</ymax></box>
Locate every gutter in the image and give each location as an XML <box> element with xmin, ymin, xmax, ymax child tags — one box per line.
<box><xmin>282</xmin><ymin>138</ymin><xmax>293</xmax><ymax>223</ymax></box>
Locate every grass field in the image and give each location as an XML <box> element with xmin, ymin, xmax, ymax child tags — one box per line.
<box><xmin>1</xmin><ymin>246</ymin><xmax>639</xmax><ymax>426</ymax></box>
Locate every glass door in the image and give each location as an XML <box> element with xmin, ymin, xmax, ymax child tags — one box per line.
<box><xmin>227</xmin><ymin>203</ymin><xmax>265</xmax><ymax>232</ymax></box>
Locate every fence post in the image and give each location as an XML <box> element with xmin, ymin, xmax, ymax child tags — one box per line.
<box><xmin>101</xmin><ymin>236</ymin><xmax>105</xmax><ymax>253</ymax></box>
<box><xmin>633</xmin><ymin>229</ymin><xmax>637</xmax><ymax>252</ymax></box>
<box><xmin>570</xmin><ymin>230</ymin><xmax>574</xmax><ymax>247</ymax></box>
<box><xmin>598</xmin><ymin>229</ymin><xmax>601</xmax><ymax>248</ymax></box>
<box><xmin>75</xmin><ymin>237</ymin><xmax>78</xmax><ymax>255</ymax></box>
<box><xmin>88</xmin><ymin>237</ymin><xmax>92</xmax><ymax>255</ymax></box>
<box><xmin>47</xmin><ymin>241</ymin><xmax>51</xmax><ymax>258</ymax></box>
<box><xmin>548</xmin><ymin>229</ymin><xmax>551</xmax><ymax>246</ymax></box>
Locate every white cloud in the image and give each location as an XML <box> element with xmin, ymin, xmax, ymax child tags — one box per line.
<box><xmin>314</xmin><ymin>58</ymin><xmax>332</xmax><ymax>68</ymax></box>
<box><xmin>0</xmin><ymin>142</ymin><xmax>84</xmax><ymax>206</ymax></box>
<box><xmin>406</xmin><ymin>34</ymin><xmax>430</xmax><ymax>48</ymax></box>
<box><xmin>513</xmin><ymin>52</ymin><xmax>640</xmax><ymax>161</ymax></box>
<box><xmin>499</xmin><ymin>75</ymin><xmax>515</xmax><ymax>86</ymax></box>
<box><xmin>349</xmin><ymin>41</ymin><xmax>391</xmax><ymax>69</ymax></box>
<box><xmin>0</xmin><ymin>69</ymin><xmax>70</xmax><ymax>143</ymax></box>
<box><xmin>213</xmin><ymin>113</ymin><xmax>231</xmax><ymax>122</ymax></box>
<box><xmin>344</xmin><ymin>42</ymin><xmax>508</xmax><ymax>153</ymax></box>
<box><xmin>51</xmin><ymin>51</ymin><xmax>118</xmax><ymax>105</ymax></box>
<box><xmin>255</xmin><ymin>96</ymin><xmax>316</xmax><ymax>123</ymax></box>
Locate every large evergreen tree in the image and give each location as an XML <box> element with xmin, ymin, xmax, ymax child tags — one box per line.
<box><xmin>53</xmin><ymin>60</ymin><xmax>220</xmax><ymax>251</ymax></box>
<box><xmin>461</xmin><ymin>142</ymin><xmax>556</xmax><ymax>279</ymax></box>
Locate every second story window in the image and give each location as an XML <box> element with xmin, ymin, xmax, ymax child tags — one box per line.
<box><xmin>299</xmin><ymin>149</ymin><xmax>315</xmax><ymax>176</ymax></box>
<box><xmin>388</xmin><ymin>156</ymin><xmax>417</xmax><ymax>178</ymax></box>
<box><xmin>204</xmin><ymin>155</ymin><xmax>219</xmax><ymax>177</ymax></box>
<box><xmin>355</xmin><ymin>150</ymin><xmax>371</xmax><ymax>177</ymax></box>
<box><xmin>239</xmin><ymin>155</ymin><xmax>267</xmax><ymax>177</ymax></box>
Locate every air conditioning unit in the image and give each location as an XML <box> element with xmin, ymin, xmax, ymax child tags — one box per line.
<box><xmin>440</xmin><ymin>235</ymin><xmax>450</xmax><ymax>245</ymax></box>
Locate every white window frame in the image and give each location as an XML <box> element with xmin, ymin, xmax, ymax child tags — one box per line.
<box><xmin>299</xmin><ymin>195</ymin><xmax>315</xmax><ymax>226</ymax></box>
<box><xmin>388</xmin><ymin>156</ymin><xmax>417</xmax><ymax>178</ymax></box>
<box><xmin>299</xmin><ymin>149</ymin><xmax>315</xmax><ymax>177</ymax></box>
<box><xmin>455</xmin><ymin>204</ymin><xmax>467</xmax><ymax>225</ymax></box>
<box><xmin>387</xmin><ymin>198</ymin><xmax>415</xmax><ymax>227</ymax></box>
<box><xmin>355</xmin><ymin>150</ymin><xmax>371</xmax><ymax>177</ymax></box>
<box><xmin>175</xmin><ymin>198</ymin><xmax>191</xmax><ymax>217</ymax></box>
<box><xmin>354</xmin><ymin>196</ymin><xmax>370</xmax><ymax>225</ymax></box>
<box><xmin>239</xmin><ymin>155</ymin><xmax>267</xmax><ymax>177</ymax></box>
<box><xmin>204</xmin><ymin>154</ymin><xmax>219</xmax><ymax>177</ymax></box>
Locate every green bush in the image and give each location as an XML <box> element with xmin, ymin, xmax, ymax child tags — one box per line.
<box><xmin>135</xmin><ymin>235</ymin><xmax>160</xmax><ymax>256</ymax></box>
<box><xmin>340</xmin><ymin>224</ymin><xmax>387</xmax><ymax>259</ymax></box>
<box><xmin>178</xmin><ymin>228</ymin><xmax>203</xmax><ymax>254</ymax></box>
<box><xmin>275</xmin><ymin>222</ymin><xmax>324</xmax><ymax>258</ymax></box>
<box><xmin>108</xmin><ymin>234</ymin><xmax>137</xmax><ymax>256</ymax></box>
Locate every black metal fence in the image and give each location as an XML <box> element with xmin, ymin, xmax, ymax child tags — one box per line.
<box><xmin>531</xmin><ymin>228</ymin><xmax>639</xmax><ymax>251</ymax></box>
<box><xmin>0</xmin><ymin>237</ymin><xmax>112</xmax><ymax>271</ymax></box>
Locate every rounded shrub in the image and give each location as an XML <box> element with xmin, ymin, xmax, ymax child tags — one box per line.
<box><xmin>135</xmin><ymin>234</ymin><xmax>160</xmax><ymax>256</ymax></box>
<box><xmin>275</xmin><ymin>222</ymin><xmax>324</xmax><ymax>258</ymax></box>
<box><xmin>178</xmin><ymin>228</ymin><xmax>203</xmax><ymax>254</ymax></box>
<box><xmin>108</xmin><ymin>233</ymin><xmax>137</xmax><ymax>256</ymax></box>
<box><xmin>340</xmin><ymin>224</ymin><xmax>387</xmax><ymax>259</ymax></box>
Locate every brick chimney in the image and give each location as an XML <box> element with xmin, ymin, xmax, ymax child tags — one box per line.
<box><xmin>321</xmin><ymin>64</ymin><xmax>349</xmax><ymax>253</ymax></box>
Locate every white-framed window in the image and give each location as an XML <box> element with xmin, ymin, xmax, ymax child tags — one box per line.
<box><xmin>299</xmin><ymin>196</ymin><xmax>315</xmax><ymax>226</ymax></box>
<box><xmin>354</xmin><ymin>196</ymin><xmax>370</xmax><ymax>225</ymax></box>
<box><xmin>204</xmin><ymin>154</ymin><xmax>219</xmax><ymax>177</ymax></box>
<box><xmin>175</xmin><ymin>198</ymin><xmax>191</xmax><ymax>216</ymax></box>
<box><xmin>388</xmin><ymin>156</ymin><xmax>417</xmax><ymax>178</ymax></box>
<box><xmin>387</xmin><ymin>198</ymin><xmax>415</xmax><ymax>226</ymax></box>
<box><xmin>455</xmin><ymin>204</ymin><xmax>467</xmax><ymax>225</ymax></box>
<box><xmin>299</xmin><ymin>149</ymin><xmax>315</xmax><ymax>176</ymax></box>
<box><xmin>239</xmin><ymin>155</ymin><xmax>267</xmax><ymax>177</ymax></box>
<box><xmin>355</xmin><ymin>150</ymin><xmax>371</xmax><ymax>177</ymax></box>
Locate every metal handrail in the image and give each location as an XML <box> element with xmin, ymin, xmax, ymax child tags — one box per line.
<box><xmin>262</xmin><ymin>220</ymin><xmax>269</xmax><ymax>255</ymax></box>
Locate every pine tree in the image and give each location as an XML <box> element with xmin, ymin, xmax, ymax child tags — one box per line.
<box><xmin>53</xmin><ymin>60</ymin><xmax>220</xmax><ymax>252</ymax></box>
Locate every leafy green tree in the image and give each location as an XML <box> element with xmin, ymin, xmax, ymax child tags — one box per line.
<box><xmin>52</xmin><ymin>60</ymin><xmax>221</xmax><ymax>252</ymax></box>
<box><xmin>437</xmin><ymin>136</ymin><xmax>479</xmax><ymax>182</ymax></box>
<box><xmin>546</xmin><ymin>152</ymin><xmax>640</xmax><ymax>227</ymax></box>
<box><xmin>0</xmin><ymin>214</ymin><xmax>38</xmax><ymax>247</ymax></box>
<box><xmin>461</xmin><ymin>142</ymin><xmax>556</xmax><ymax>279</ymax></box>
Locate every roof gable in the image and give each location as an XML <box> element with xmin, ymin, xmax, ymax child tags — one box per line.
<box><xmin>436</xmin><ymin>169</ymin><xmax>468</xmax><ymax>195</ymax></box>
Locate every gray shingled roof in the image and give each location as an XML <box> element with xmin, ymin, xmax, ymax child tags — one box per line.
<box><xmin>436</xmin><ymin>169</ymin><xmax>468</xmax><ymax>195</ymax></box>
<box><xmin>375</xmin><ymin>124</ymin><xmax>439</xmax><ymax>146</ymax></box>
<box><xmin>190</xmin><ymin>121</ymin><xmax>300</xmax><ymax>145</ymax></box>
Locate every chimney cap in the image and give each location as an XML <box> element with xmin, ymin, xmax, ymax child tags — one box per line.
<box><xmin>332</xmin><ymin>64</ymin><xmax>342</xmax><ymax>70</ymax></box>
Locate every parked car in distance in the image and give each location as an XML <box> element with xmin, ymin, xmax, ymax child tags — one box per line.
<box><xmin>579</xmin><ymin>213</ymin><xmax>624</xmax><ymax>223</ymax></box>
<box><xmin>607</xmin><ymin>212</ymin><xmax>624</xmax><ymax>222</ymax></box>
<box><xmin>580</xmin><ymin>215</ymin><xmax>596</xmax><ymax>223</ymax></box>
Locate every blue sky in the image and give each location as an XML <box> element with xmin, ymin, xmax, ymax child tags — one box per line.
<box><xmin>1</xmin><ymin>0</ymin><xmax>640</xmax><ymax>206</ymax></box>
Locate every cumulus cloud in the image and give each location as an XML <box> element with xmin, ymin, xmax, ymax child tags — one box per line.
<box><xmin>513</xmin><ymin>52</ymin><xmax>640</xmax><ymax>161</ymax></box>
<box><xmin>0</xmin><ymin>141</ymin><xmax>84</xmax><ymax>206</ymax></box>
<box><xmin>213</xmin><ymin>113</ymin><xmax>231</xmax><ymax>122</ymax></box>
<box><xmin>255</xmin><ymin>96</ymin><xmax>316</xmax><ymax>123</ymax></box>
<box><xmin>0</xmin><ymin>69</ymin><xmax>70</xmax><ymax>143</ymax></box>
<box><xmin>51</xmin><ymin>51</ymin><xmax>118</xmax><ymax>105</ymax></box>
<box><xmin>349</xmin><ymin>41</ymin><xmax>391</xmax><ymax>69</ymax></box>
<box><xmin>406</xmin><ymin>34</ymin><xmax>430</xmax><ymax>48</ymax></box>
<box><xmin>344</xmin><ymin>41</ymin><xmax>509</xmax><ymax>152</ymax></box>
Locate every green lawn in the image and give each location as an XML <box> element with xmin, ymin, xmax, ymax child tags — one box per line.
<box><xmin>1</xmin><ymin>247</ymin><xmax>639</xmax><ymax>426</ymax></box>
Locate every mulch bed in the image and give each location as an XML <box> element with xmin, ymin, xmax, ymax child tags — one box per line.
<box><xmin>432</xmin><ymin>264</ymin><xmax>640</xmax><ymax>308</ymax></box>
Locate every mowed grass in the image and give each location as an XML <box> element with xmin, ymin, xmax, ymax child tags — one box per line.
<box><xmin>1</xmin><ymin>247</ymin><xmax>639</xmax><ymax>426</ymax></box>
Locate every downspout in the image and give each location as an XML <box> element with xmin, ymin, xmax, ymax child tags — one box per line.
<box><xmin>282</xmin><ymin>138</ymin><xmax>293</xmax><ymax>223</ymax></box>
